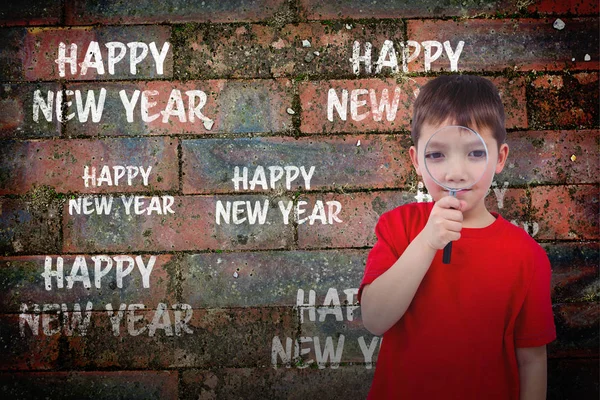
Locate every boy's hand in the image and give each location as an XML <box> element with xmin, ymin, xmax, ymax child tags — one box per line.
<box><xmin>421</xmin><ymin>196</ymin><xmax>467</xmax><ymax>250</ymax></box>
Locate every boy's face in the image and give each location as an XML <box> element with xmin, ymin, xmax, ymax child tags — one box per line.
<box><xmin>409</xmin><ymin>121</ymin><xmax>509</xmax><ymax>216</ymax></box>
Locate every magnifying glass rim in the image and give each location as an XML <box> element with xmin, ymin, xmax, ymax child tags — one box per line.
<box><xmin>423</xmin><ymin>125</ymin><xmax>490</xmax><ymax>192</ymax></box>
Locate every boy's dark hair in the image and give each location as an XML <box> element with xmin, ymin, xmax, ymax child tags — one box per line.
<box><xmin>411</xmin><ymin>75</ymin><xmax>506</xmax><ymax>147</ymax></box>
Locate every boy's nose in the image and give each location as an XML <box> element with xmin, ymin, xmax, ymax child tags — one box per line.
<box><xmin>444</xmin><ymin>162</ymin><xmax>469</xmax><ymax>185</ymax></box>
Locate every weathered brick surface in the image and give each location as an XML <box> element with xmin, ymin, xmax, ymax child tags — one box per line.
<box><xmin>529</xmin><ymin>0</ymin><xmax>600</xmax><ymax>15</ymax></box>
<box><xmin>180</xmin><ymin>250</ymin><xmax>366</xmax><ymax>307</ymax></box>
<box><xmin>0</xmin><ymin>83</ymin><xmax>61</xmax><ymax>139</ymax></box>
<box><xmin>297</xmin><ymin>191</ymin><xmax>416</xmax><ymax>249</ymax></box>
<box><xmin>0</xmin><ymin>371</ymin><xmax>178</xmax><ymax>399</ymax></box>
<box><xmin>64</xmin><ymin>79</ymin><xmax>293</xmax><ymax>136</ymax></box>
<box><xmin>66</xmin><ymin>0</ymin><xmax>289</xmax><ymax>25</ymax></box>
<box><xmin>62</xmin><ymin>307</ymin><xmax>296</xmax><ymax>369</ymax></box>
<box><xmin>180</xmin><ymin>367</ymin><xmax>374</xmax><ymax>400</ymax></box>
<box><xmin>0</xmin><ymin>26</ymin><xmax>173</xmax><ymax>81</ymax></box>
<box><xmin>499</xmin><ymin>130</ymin><xmax>599</xmax><ymax>185</ymax></box>
<box><xmin>549</xmin><ymin>302</ymin><xmax>599</xmax><ymax>358</ymax></box>
<box><xmin>0</xmin><ymin>196</ymin><xmax>61</xmax><ymax>255</ymax></box>
<box><xmin>531</xmin><ymin>185</ymin><xmax>599</xmax><ymax>240</ymax></box>
<box><xmin>0</xmin><ymin>137</ymin><xmax>178</xmax><ymax>195</ymax></box>
<box><xmin>299</xmin><ymin>76</ymin><xmax>527</xmax><ymax>134</ymax></box>
<box><xmin>301</xmin><ymin>0</ymin><xmax>518</xmax><ymax>20</ymax></box>
<box><xmin>63</xmin><ymin>195</ymin><xmax>295</xmax><ymax>252</ymax></box>
<box><xmin>0</xmin><ymin>314</ymin><xmax>60</xmax><ymax>370</ymax></box>
<box><xmin>544</xmin><ymin>242</ymin><xmax>598</xmax><ymax>303</ymax></box>
<box><xmin>174</xmin><ymin>21</ymin><xmax>405</xmax><ymax>79</ymax></box>
<box><xmin>407</xmin><ymin>18</ymin><xmax>599</xmax><ymax>72</ymax></box>
<box><xmin>0</xmin><ymin>255</ymin><xmax>176</xmax><ymax>312</ymax></box>
<box><xmin>0</xmin><ymin>0</ymin><xmax>62</xmax><ymax>27</ymax></box>
<box><xmin>529</xmin><ymin>73</ymin><xmax>599</xmax><ymax>129</ymax></box>
<box><xmin>547</xmin><ymin>359</ymin><xmax>599</xmax><ymax>400</ymax></box>
<box><xmin>182</xmin><ymin>135</ymin><xmax>411</xmax><ymax>194</ymax></box>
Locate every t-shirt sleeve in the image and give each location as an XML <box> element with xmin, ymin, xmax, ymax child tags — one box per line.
<box><xmin>358</xmin><ymin>210</ymin><xmax>409</xmax><ymax>302</ymax></box>
<box><xmin>514</xmin><ymin>246</ymin><xmax>557</xmax><ymax>347</ymax></box>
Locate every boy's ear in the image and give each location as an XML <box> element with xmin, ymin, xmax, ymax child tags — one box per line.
<box><xmin>409</xmin><ymin>146</ymin><xmax>422</xmax><ymax>176</ymax></box>
<box><xmin>495</xmin><ymin>143</ymin><xmax>510</xmax><ymax>173</ymax></box>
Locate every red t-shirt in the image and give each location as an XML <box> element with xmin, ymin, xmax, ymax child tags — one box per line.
<box><xmin>359</xmin><ymin>202</ymin><xmax>556</xmax><ymax>400</ymax></box>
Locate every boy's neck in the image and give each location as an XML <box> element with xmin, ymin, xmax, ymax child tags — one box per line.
<box><xmin>462</xmin><ymin>204</ymin><xmax>497</xmax><ymax>229</ymax></box>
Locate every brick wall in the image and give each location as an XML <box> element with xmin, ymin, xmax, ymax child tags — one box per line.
<box><xmin>0</xmin><ymin>0</ymin><xmax>598</xmax><ymax>398</ymax></box>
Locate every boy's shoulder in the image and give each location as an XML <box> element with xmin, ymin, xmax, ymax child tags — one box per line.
<box><xmin>497</xmin><ymin>215</ymin><xmax>548</xmax><ymax>260</ymax></box>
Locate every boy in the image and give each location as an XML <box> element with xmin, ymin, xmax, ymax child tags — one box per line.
<box><xmin>359</xmin><ymin>75</ymin><xmax>556</xmax><ymax>399</ymax></box>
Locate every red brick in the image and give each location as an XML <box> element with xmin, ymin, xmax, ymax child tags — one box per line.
<box><xmin>174</xmin><ymin>21</ymin><xmax>405</xmax><ymax>79</ymax></box>
<box><xmin>179</xmin><ymin>250</ymin><xmax>368</xmax><ymax>307</ymax></box>
<box><xmin>180</xmin><ymin>367</ymin><xmax>374</xmax><ymax>400</ymax></box>
<box><xmin>0</xmin><ymin>314</ymin><xmax>60</xmax><ymax>370</ymax></box>
<box><xmin>407</xmin><ymin>18</ymin><xmax>599</xmax><ymax>72</ymax></box>
<box><xmin>528</xmin><ymin>0</ymin><xmax>600</xmax><ymax>15</ymax></box>
<box><xmin>530</xmin><ymin>74</ymin><xmax>565</xmax><ymax>89</ymax></box>
<box><xmin>543</xmin><ymin>242</ymin><xmax>599</xmax><ymax>303</ymax></box>
<box><xmin>299</xmin><ymin>77</ymin><xmax>526</xmax><ymax>134</ymax></box>
<box><xmin>64</xmin><ymin>80</ymin><xmax>293</xmax><ymax>136</ymax></box>
<box><xmin>549</xmin><ymin>302</ymin><xmax>598</xmax><ymax>358</ymax></box>
<box><xmin>529</xmin><ymin>73</ymin><xmax>598</xmax><ymax>129</ymax></box>
<box><xmin>0</xmin><ymin>137</ymin><xmax>178</xmax><ymax>195</ymax></box>
<box><xmin>301</xmin><ymin>0</ymin><xmax>517</xmax><ymax>19</ymax></box>
<box><xmin>531</xmin><ymin>185</ymin><xmax>599</xmax><ymax>240</ymax></box>
<box><xmin>0</xmin><ymin>83</ymin><xmax>61</xmax><ymax>139</ymax></box>
<box><xmin>0</xmin><ymin>197</ymin><xmax>61</xmax><ymax>255</ymax></box>
<box><xmin>0</xmin><ymin>255</ymin><xmax>177</xmax><ymax>312</ymax></box>
<box><xmin>547</xmin><ymin>359</ymin><xmax>599</xmax><ymax>400</ymax></box>
<box><xmin>297</xmin><ymin>191</ymin><xmax>416</xmax><ymax>249</ymax></box>
<box><xmin>0</xmin><ymin>0</ymin><xmax>62</xmax><ymax>26</ymax></box>
<box><xmin>500</xmin><ymin>130</ymin><xmax>599</xmax><ymax>185</ymax></box>
<box><xmin>63</xmin><ymin>307</ymin><xmax>296</xmax><ymax>369</ymax></box>
<box><xmin>0</xmin><ymin>26</ymin><xmax>172</xmax><ymax>81</ymax></box>
<box><xmin>0</xmin><ymin>371</ymin><xmax>178</xmax><ymax>399</ymax></box>
<box><xmin>492</xmin><ymin>76</ymin><xmax>528</xmax><ymax>129</ymax></box>
<box><xmin>62</xmin><ymin>195</ymin><xmax>295</xmax><ymax>253</ymax></box>
<box><xmin>65</xmin><ymin>0</ymin><xmax>288</xmax><ymax>25</ymax></box>
<box><xmin>572</xmin><ymin>71</ymin><xmax>598</xmax><ymax>86</ymax></box>
<box><xmin>182</xmin><ymin>135</ymin><xmax>411</xmax><ymax>194</ymax></box>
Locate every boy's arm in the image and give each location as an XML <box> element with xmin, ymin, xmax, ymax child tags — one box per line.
<box><xmin>361</xmin><ymin>196</ymin><xmax>465</xmax><ymax>335</ymax></box>
<box><xmin>516</xmin><ymin>346</ymin><xmax>547</xmax><ymax>400</ymax></box>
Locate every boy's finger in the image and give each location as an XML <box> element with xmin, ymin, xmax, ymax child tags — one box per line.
<box><xmin>445</xmin><ymin>220</ymin><xmax>463</xmax><ymax>233</ymax></box>
<box><xmin>444</xmin><ymin>209</ymin><xmax>464</xmax><ymax>222</ymax></box>
<box><xmin>436</xmin><ymin>196</ymin><xmax>461</xmax><ymax>210</ymax></box>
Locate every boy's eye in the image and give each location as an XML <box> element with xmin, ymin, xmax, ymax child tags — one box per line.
<box><xmin>469</xmin><ymin>150</ymin><xmax>486</xmax><ymax>158</ymax></box>
<box><xmin>425</xmin><ymin>152</ymin><xmax>444</xmax><ymax>160</ymax></box>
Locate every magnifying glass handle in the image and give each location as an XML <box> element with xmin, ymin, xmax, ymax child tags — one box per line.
<box><xmin>443</xmin><ymin>190</ymin><xmax>457</xmax><ymax>264</ymax></box>
<box><xmin>443</xmin><ymin>241</ymin><xmax>452</xmax><ymax>264</ymax></box>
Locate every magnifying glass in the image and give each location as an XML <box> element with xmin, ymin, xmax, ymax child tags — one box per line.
<box><xmin>423</xmin><ymin>125</ymin><xmax>490</xmax><ymax>264</ymax></box>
